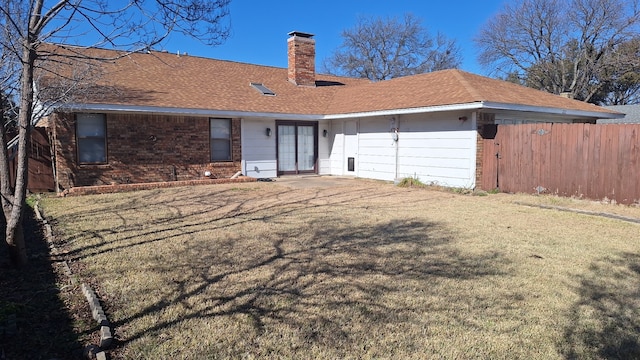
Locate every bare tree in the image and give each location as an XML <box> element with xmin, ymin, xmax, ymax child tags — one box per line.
<box><xmin>0</xmin><ymin>0</ymin><xmax>231</xmax><ymax>267</ymax></box>
<box><xmin>322</xmin><ymin>13</ymin><xmax>461</xmax><ymax>81</ymax></box>
<box><xmin>590</xmin><ymin>38</ymin><xmax>640</xmax><ymax>104</ymax></box>
<box><xmin>475</xmin><ymin>0</ymin><xmax>640</xmax><ymax>104</ymax></box>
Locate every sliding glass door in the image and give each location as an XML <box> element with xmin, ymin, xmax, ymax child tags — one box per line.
<box><xmin>277</xmin><ymin>121</ymin><xmax>318</xmax><ymax>175</ymax></box>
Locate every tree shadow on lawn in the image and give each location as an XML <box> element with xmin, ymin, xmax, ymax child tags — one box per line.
<box><xmin>60</xmin><ymin>187</ymin><xmax>510</xmax><ymax>356</ymax></box>
<box><xmin>45</xmin><ymin>184</ymin><xmax>513</xmax><ymax>356</ymax></box>
<box><xmin>57</xmin><ymin>185</ymin><xmax>423</xmax><ymax>261</ymax></box>
<box><xmin>561</xmin><ymin>253</ymin><xmax>640</xmax><ymax>359</ymax></box>
<box><xmin>115</xmin><ymin>218</ymin><xmax>508</xmax><ymax>351</ymax></box>
<box><xmin>0</xmin><ymin>206</ymin><xmax>85</xmax><ymax>359</ymax></box>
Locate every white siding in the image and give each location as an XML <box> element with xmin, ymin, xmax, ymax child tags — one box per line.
<box><xmin>358</xmin><ymin>117</ymin><xmax>397</xmax><ymax>181</ymax></box>
<box><xmin>241</xmin><ymin>118</ymin><xmax>277</xmax><ymax>178</ymax></box>
<box><xmin>396</xmin><ymin>113</ymin><xmax>476</xmax><ymax>188</ymax></box>
<box><xmin>328</xmin><ymin>120</ymin><xmax>345</xmax><ymax>175</ymax></box>
<box><xmin>326</xmin><ymin>112</ymin><xmax>477</xmax><ymax>188</ymax></box>
<box><xmin>239</xmin><ymin>109</ymin><xmax>579</xmax><ymax>186</ymax></box>
<box><xmin>318</xmin><ymin>121</ymin><xmax>332</xmax><ymax>175</ymax></box>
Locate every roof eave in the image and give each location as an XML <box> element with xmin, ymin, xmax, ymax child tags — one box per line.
<box><xmin>323</xmin><ymin>102</ymin><xmax>484</xmax><ymax>119</ymax></box>
<box><xmin>56</xmin><ymin>100</ymin><xmax>624</xmax><ymax>121</ymax></box>
<box><xmin>56</xmin><ymin>103</ymin><xmax>323</xmax><ymax>121</ymax></box>
<box><xmin>481</xmin><ymin>101</ymin><xmax>624</xmax><ymax>119</ymax></box>
<box><xmin>56</xmin><ymin>102</ymin><xmax>485</xmax><ymax>120</ymax></box>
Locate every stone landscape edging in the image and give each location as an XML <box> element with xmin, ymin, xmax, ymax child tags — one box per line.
<box><xmin>34</xmin><ymin>199</ymin><xmax>110</xmax><ymax>360</ymax></box>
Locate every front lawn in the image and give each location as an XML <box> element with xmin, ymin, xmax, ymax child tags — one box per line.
<box><xmin>40</xmin><ymin>180</ymin><xmax>640</xmax><ymax>359</ymax></box>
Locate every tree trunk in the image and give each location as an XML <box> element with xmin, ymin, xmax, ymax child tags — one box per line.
<box><xmin>6</xmin><ymin>220</ymin><xmax>26</xmax><ymax>265</ymax></box>
<box><xmin>0</xmin><ymin>101</ymin><xmax>13</xmax><ymax>253</ymax></box>
<box><xmin>4</xmin><ymin>36</ymin><xmax>36</xmax><ymax>267</ymax></box>
<box><xmin>0</xmin><ymin>94</ymin><xmax>13</xmax><ymax>205</ymax></box>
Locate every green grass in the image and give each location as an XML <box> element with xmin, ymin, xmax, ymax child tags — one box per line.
<box><xmin>396</xmin><ymin>177</ymin><xmax>427</xmax><ymax>188</ymax></box>
<box><xmin>39</xmin><ymin>180</ymin><xmax>640</xmax><ymax>359</ymax></box>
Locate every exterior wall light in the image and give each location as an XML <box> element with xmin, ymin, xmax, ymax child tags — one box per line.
<box><xmin>323</xmin><ymin>129</ymin><xmax>328</xmax><ymax>137</ymax></box>
<box><xmin>266</xmin><ymin>128</ymin><xmax>272</xmax><ymax>136</ymax></box>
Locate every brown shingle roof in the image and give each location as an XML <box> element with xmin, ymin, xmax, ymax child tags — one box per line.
<box><xmin>329</xmin><ymin>69</ymin><xmax>618</xmax><ymax>115</ymax></box>
<box><xmin>43</xmin><ymin>46</ymin><xmax>368</xmax><ymax>115</ymax></box>
<box><xmin>41</xmin><ymin>45</ymin><xmax>619</xmax><ymax>117</ymax></box>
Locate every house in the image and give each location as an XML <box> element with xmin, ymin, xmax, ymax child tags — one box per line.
<box><xmin>598</xmin><ymin>105</ymin><xmax>640</xmax><ymax>124</ymax></box>
<box><xmin>40</xmin><ymin>31</ymin><xmax>623</xmax><ymax>192</ymax></box>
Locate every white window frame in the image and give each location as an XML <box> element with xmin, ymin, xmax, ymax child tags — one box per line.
<box><xmin>210</xmin><ymin>118</ymin><xmax>232</xmax><ymax>161</ymax></box>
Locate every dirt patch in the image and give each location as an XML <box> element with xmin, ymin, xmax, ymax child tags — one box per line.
<box><xmin>0</xmin><ymin>206</ymin><xmax>93</xmax><ymax>359</ymax></box>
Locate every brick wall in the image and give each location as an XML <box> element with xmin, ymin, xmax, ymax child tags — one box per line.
<box><xmin>287</xmin><ymin>34</ymin><xmax>316</xmax><ymax>86</ymax></box>
<box><xmin>475</xmin><ymin>112</ymin><xmax>496</xmax><ymax>190</ymax></box>
<box><xmin>51</xmin><ymin>112</ymin><xmax>242</xmax><ymax>190</ymax></box>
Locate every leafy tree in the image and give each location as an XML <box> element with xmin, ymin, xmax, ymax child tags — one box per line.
<box><xmin>323</xmin><ymin>13</ymin><xmax>462</xmax><ymax>81</ymax></box>
<box><xmin>591</xmin><ymin>38</ymin><xmax>640</xmax><ymax>105</ymax></box>
<box><xmin>0</xmin><ymin>0</ymin><xmax>231</xmax><ymax>267</ymax></box>
<box><xmin>475</xmin><ymin>0</ymin><xmax>640</xmax><ymax>104</ymax></box>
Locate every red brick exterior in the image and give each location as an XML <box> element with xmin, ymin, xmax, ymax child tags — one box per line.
<box><xmin>50</xmin><ymin>112</ymin><xmax>242</xmax><ymax>190</ymax></box>
<box><xmin>287</xmin><ymin>34</ymin><xmax>316</xmax><ymax>87</ymax></box>
<box><xmin>475</xmin><ymin>112</ymin><xmax>495</xmax><ymax>190</ymax></box>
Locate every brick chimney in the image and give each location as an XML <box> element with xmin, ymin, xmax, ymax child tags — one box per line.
<box><xmin>287</xmin><ymin>31</ymin><xmax>315</xmax><ymax>87</ymax></box>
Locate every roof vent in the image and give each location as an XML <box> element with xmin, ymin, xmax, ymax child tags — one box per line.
<box><xmin>251</xmin><ymin>82</ymin><xmax>276</xmax><ymax>96</ymax></box>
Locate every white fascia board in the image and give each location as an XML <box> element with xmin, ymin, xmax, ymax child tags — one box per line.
<box><xmin>325</xmin><ymin>101</ymin><xmax>622</xmax><ymax>120</ymax></box>
<box><xmin>57</xmin><ymin>103</ymin><xmax>322</xmax><ymax>121</ymax></box>
<box><xmin>56</xmin><ymin>100</ymin><xmax>622</xmax><ymax>121</ymax></box>
<box><xmin>482</xmin><ymin>101</ymin><xmax>624</xmax><ymax>119</ymax></box>
<box><xmin>323</xmin><ymin>103</ymin><xmax>484</xmax><ymax>119</ymax></box>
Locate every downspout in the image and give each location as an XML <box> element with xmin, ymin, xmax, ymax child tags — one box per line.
<box><xmin>48</xmin><ymin>123</ymin><xmax>59</xmax><ymax>193</ymax></box>
<box><xmin>392</xmin><ymin>116</ymin><xmax>400</xmax><ymax>181</ymax></box>
<box><xmin>471</xmin><ymin>111</ymin><xmax>478</xmax><ymax>189</ymax></box>
<box><xmin>240</xmin><ymin>118</ymin><xmax>246</xmax><ymax>175</ymax></box>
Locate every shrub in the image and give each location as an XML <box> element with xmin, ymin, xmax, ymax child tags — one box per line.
<box><xmin>396</xmin><ymin>177</ymin><xmax>426</xmax><ymax>188</ymax></box>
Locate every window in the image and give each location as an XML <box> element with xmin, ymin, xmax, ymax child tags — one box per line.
<box><xmin>210</xmin><ymin>118</ymin><xmax>231</xmax><ymax>161</ymax></box>
<box><xmin>77</xmin><ymin>113</ymin><xmax>106</xmax><ymax>164</ymax></box>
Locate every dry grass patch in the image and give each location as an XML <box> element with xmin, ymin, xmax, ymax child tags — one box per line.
<box><xmin>40</xmin><ymin>181</ymin><xmax>640</xmax><ymax>359</ymax></box>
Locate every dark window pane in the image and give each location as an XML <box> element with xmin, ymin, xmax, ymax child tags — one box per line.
<box><xmin>78</xmin><ymin>138</ymin><xmax>106</xmax><ymax>163</ymax></box>
<box><xmin>211</xmin><ymin>139</ymin><xmax>231</xmax><ymax>161</ymax></box>
<box><xmin>77</xmin><ymin>114</ymin><xmax>106</xmax><ymax>164</ymax></box>
<box><xmin>210</xmin><ymin>118</ymin><xmax>231</xmax><ymax>161</ymax></box>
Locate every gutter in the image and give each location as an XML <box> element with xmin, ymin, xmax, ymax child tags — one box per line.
<box><xmin>481</xmin><ymin>101</ymin><xmax>624</xmax><ymax>119</ymax></box>
<box><xmin>56</xmin><ymin>100</ymin><xmax>623</xmax><ymax>121</ymax></box>
<box><xmin>58</xmin><ymin>103</ymin><xmax>322</xmax><ymax>121</ymax></box>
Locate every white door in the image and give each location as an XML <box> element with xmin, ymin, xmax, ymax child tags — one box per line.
<box><xmin>344</xmin><ymin>120</ymin><xmax>358</xmax><ymax>174</ymax></box>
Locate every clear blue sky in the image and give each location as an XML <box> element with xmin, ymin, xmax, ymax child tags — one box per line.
<box><xmin>160</xmin><ymin>0</ymin><xmax>507</xmax><ymax>76</ymax></box>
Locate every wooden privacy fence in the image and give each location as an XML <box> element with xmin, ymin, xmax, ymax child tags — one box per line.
<box><xmin>8</xmin><ymin>127</ymin><xmax>55</xmax><ymax>192</ymax></box>
<box><xmin>481</xmin><ymin>123</ymin><xmax>640</xmax><ymax>205</ymax></box>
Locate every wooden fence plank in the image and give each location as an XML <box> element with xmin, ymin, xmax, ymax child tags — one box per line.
<box><xmin>489</xmin><ymin>123</ymin><xmax>640</xmax><ymax>204</ymax></box>
<box><xmin>606</xmin><ymin>125</ymin><xmax>619</xmax><ymax>201</ymax></box>
<box><xmin>592</xmin><ymin>125</ymin><xmax>604</xmax><ymax>200</ymax></box>
<box><xmin>550</xmin><ymin>123</ymin><xmax>564</xmax><ymax>195</ymax></box>
<box><xmin>576</xmin><ymin>124</ymin><xmax>594</xmax><ymax>198</ymax></box>
<box><xmin>619</xmin><ymin>125</ymin><xmax>639</xmax><ymax>204</ymax></box>
<box><xmin>481</xmin><ymin>137</ymin><xmax>498</xmax><ymax>190</ymax></box>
